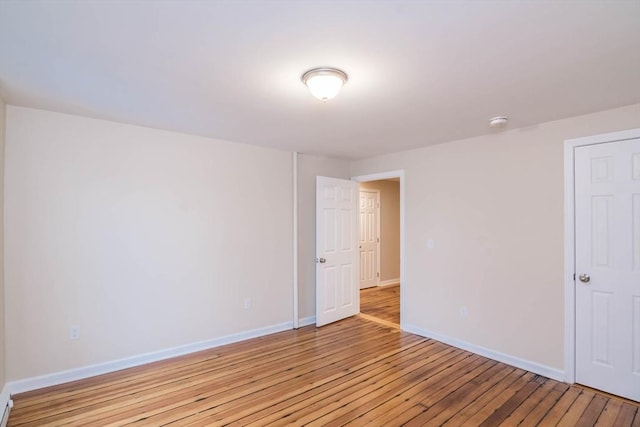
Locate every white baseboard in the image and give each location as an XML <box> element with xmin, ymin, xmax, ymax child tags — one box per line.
<box><xmin>378</xmin><ymin>279</ymin><xmax>400</xmax><ymax>286</ymax></box>
<box><xmin>403</xmin><ymin>324</ymin><xmax>565</xmax><ymax>382</ymax></box>
<box><xmin>7</xmin><ymin>321</ymin><xmax>295</xmax><ymax>395</ymax></box>
<box><xmin>298</xmin><ymin>316</ymin><xmax>316</xmax><ymax>327</ymax></box>
<box><xmin>0</xmin><ymin>384</ymin><xmax>12</xmax><ymax>427</ymax></box>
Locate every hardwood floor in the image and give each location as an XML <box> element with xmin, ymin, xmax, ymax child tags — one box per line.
<box><xmin>360</xmin><ymin>283</ymin><xmax>400</xmax><ymax>325</ymax></box>
<box><xmin>8</xmin><ymin>316</ymin><xmax>639</xmax><ymax>426</ymax></box>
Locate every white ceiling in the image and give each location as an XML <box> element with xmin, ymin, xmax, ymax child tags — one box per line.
<box><xmin>1</xmin><ymin>1</ymin><xmax>639</xmax><ymax>160</ymax></box>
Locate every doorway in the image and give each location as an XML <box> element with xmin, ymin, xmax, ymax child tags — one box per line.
<box><xmin>564</xmin><ymin>129</ymin><xmax>640</xmax><ymax>402</ymax></box>
<box><xmin>354</xmin><ymin>172</ymin><xmax>404</xmax><ymax>328</ymax></box>
<box><xmin>313</xmin><ymin>170</ymin><xmax>405</xmax><ymax>329</ymax></box>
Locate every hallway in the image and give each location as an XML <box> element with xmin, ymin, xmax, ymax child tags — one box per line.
<box><xmin>360</xmin><ymin>284</ymin><xmax>399</xmax><ymax>326</ymax></box>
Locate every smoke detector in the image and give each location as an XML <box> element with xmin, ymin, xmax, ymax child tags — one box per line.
<box><xmin>489</xmin><ymin>116</ymin><xmax>509</xmax><ymax>128</ymax></box>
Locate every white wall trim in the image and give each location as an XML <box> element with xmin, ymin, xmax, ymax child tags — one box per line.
<box><xmin>563</xmin><ymin>127</ymin><xmax>640</xmax><ymax>385</ymax></box>
<box><xmin>293</xmin><ymin>151</ymin><xmax>299</xmax><ymax>329</ymax></box>
<box><xmin>0</xmin><ymin>385</ymin><xmax>12</xmax><ymax>427</ymax></box>
<box><xmin>352</xmin><ymin>170</ymin><xmax>405</xmax><ymax>327</ymax></box>
<box><xmin>378</xmin><ymin>279</ymin><xmax>400</xmax><ymax>287</ymax></box>
<box><xmin>563</xmin><ymin>136</ymin><xmax>576</xmax><ymax>384</ymax></box>
<box><xmin>7</xmin><ymin>321</ymin><xmax>295</xmax><ymax>395</ymax></box>
<box><xmin>374</xmin><ymin>189</ymin><xmax>380</xmax><ymax>287</ymax></box>
<box><xmin>298</xmin><ymin>316</ymin><xmax>316</xmax><ymax>327</ymax></box>
<box><xmin>404</xmin><ymin>324</ymin><xmax>565</xmax><ymax>382</ymax></box>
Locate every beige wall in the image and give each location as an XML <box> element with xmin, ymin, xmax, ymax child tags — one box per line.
<box><xmin>4</xmin><ymin>106</ymin><xmax>294</xmax><ymax>381</ymax></box>
<box><xmin>359</xmin><ymin>180</ymin><xmax>400</xmax><ymax>283</ymax></box>
<box><xmin>351</xmin><ymin>103</ymin><xmax>640</xmax><ymax>371</ymax></box>
<box><xmin>0</xmin><ymin>98</ymin><xmax>5</xmax><ymax>390</ymax></box>
<box><xmin>297</xmin><ymin>154</ymin><xmax>350</xmax><ymax>320</ymax></box>
<box><xmin>4</xmin><ymin>101</ymin><xmax>640</xmax><ymax>384</ymax></box>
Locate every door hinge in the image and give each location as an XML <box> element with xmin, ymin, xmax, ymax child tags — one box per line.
<box><xmin>573</xmin><ymin>273</ymin><xmax>576</xmax><ymax>281</ymax></box>
<box><xmin>377</xmin><ymin>237</ymin><xmax>380</xmax><ymax>243</ymax></box>
<box><xmin>377</xmin><ymin>272</ymin><xmax>380</xmax><ymax>277</ymax></box>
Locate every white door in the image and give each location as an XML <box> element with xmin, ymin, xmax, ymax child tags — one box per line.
<box><xmin>359</xmin><ymin>190</ymin><xmax>379</xmax><ymax>289</ymax></box>
<box><xmin>575</xmin><ymin>137</ymin><xmax>640</xmax><ymax>402</ymax></box>
<box><xmin>316</xmin><ymin>176</ymin><xmax>359</xmax><ymax>327</ymax></box>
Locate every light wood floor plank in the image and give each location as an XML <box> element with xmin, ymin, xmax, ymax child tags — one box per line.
<box><xmin>302</xmin><ymin>349</ymin><xmax>476</xmax><ymax>426</ymax></box>
<box><xmin>14</xmin><ymin>321</ymin><xmax>362</xmax><ymax>412</ymax></box>
<box><xmin>537</xmin><ymin>385</ymin><xmax>582</xmax><ymax>426</ymax></box>
<box><xmin>36</xmin><ymin>326</ymin><xmax>411</xmax><ymax>426</ymax></box>
<box><xmin>557</xmin><ymin>390</ymin><xmax>596</xmax><ymax>427</ymax></box>
<box><xmin>412</xmin><ymin>363</ymin><xmax>516</xmax><ymax>426</ymax></box>
<box><xmin>259</xmin><ymin>344</ymin><xmax>463</xmax><ymax>426</ymax></box>
<box><xmin>222</xmin><ymin>342</ymin><xmax>452</xmax><ymax>427</ymax></box>
<box><xmin>595</xmin><ymin>398</ymin><xmax>624</xmax><ymax>426</ymax></box>
<box><xmin>9</xmin><ymin>315</ymin><xmax>640</xmax><ymax>426</ymax></box>
<box><xmin>344</xmin><ymin>355</ymin><xmax>490</xmax><ymax>426</ymax></box>
<box><xmin>495</xmin><ymin>376</ymin><xmax>558</xmax><ymax>426</ymax></box>
<box><xmin>327</xmin><ymin>353</ymin><xmax>504</xmax><ymax>426</ymax></box>
<box><xmin>135</xmin><ymin>334</ymin><xmax>432</xmax><ymax>426</ymax></box>
<box><xmin>615</xmin><ymin>403</ymin><xmax>639</xmax><ymax>425</ymax></box>
<box><xmin>441</xmin><ymin>368</ymin><xmax>529</xmax><ymax>425</ymax></box>
<box><xmin>12</xmin><ymin>320</ymin><xmax>394</xmax><ymax>425</ymax></box>
<box><xmin>577</xmin><ymin>394</ymin><xmax>609</xmax><ymax>426</ymax></box>
<box><xmin>517</xmin><ymin>381</ymin><xmax>571</xmax><ymax>425</ymax></box>
<box><xmin>360</xmin><ymin>284</ymin><xmax>399</xmax><ymax>325</ymax></box>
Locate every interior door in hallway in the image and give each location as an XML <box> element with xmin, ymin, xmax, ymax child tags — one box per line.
<box><xmin>574</xmin><ymin>136</ymin><xmax>640</xmax><ymax>402</ymax></box>
<box><xmin>359</xmin><ymin>190</ymin><xmax>379</xmax><ymax>289</ymax></box>
<box><xmin>316</xmin><ymin>176</ymin><xmax>359</xmax><ymax>327</ymax></box>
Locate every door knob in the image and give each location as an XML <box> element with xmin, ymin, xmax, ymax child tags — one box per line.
<box><xmin>579</xmin><ymin>274</ymin><xmax>590</xmax><ymax>283</ymax></box>
<box><xmin>317</xmin><ymin>258</ymin><xmax>326</xmax><ymax>263</ymax></box>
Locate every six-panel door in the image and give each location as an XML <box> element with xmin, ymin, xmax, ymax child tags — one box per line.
<box><xmin>316</xmin><ymin>176</ymin><xmax>359</xmax><ymax>327</ymax></box>
<box><xmin>575</xmin><ymin>137</ymin><xmax>640</xmax><ymax>402</ymax></box>
<box><xmin>359</xmin><ymin>190</ymin><xmax>378</xmax><ymax>289</ymax></box>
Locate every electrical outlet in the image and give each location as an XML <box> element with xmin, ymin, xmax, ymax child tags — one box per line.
<box><xmin>70</xmin><ymin>325</ymin><xmax>80</xmax><ymax>340</ymax></box>
<box><xmin>243</xmin><ymin>298</ymin><xmax>252</xmax><ymax>310</ymax></box>
<box><xmin>460</xmin><ymin>306</ymin><xmax>468</xmax><ymax>318</ymax></box>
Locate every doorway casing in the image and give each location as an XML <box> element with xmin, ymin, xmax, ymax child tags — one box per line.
<box><xmin>352</xmin><ymin>170</ymin><xmax>405</xmax><ymax>328</ymax></box>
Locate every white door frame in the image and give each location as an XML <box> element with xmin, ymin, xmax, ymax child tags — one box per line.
<box><xmin>352</xmin><ymin>170</ymin><xmax>405</xmax><ymax>327</ymax></box>
<box><xmin>563</xmin><ymin>128</ymin><xmax>640</xmax><ymax>384</ymax></box>
<box><xmin>359</xmin><ymin>189</ymin><xmax>380</xmax><ymax>288</ymax></box>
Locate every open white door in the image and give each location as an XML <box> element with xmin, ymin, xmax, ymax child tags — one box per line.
<box><xmin>359</xmin><ymin>190</ymin><xmax>379</xmax><ymax>289</ymax></box>
<box><xmin>316</xmin><ymin>176</ymin><xmax>359</xmax><ymax>327</ymax></box>
<box><xmin>575</xmin><ymin>137</ymin><xmax>640</xmax><ymax>402</ymax></box>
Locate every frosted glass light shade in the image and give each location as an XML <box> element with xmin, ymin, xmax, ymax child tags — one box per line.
<box><xmin>302</xmin><ymin>68</ymin><xmax>348</xmax><ymax>101</ymax></box>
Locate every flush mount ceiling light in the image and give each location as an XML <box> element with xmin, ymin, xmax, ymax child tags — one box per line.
<box><xmin>489</xmin><ymin>116</ymin><xmax>509</xmax><ymax>128</ymax></box>
<box><xmin>301</xmin><ymin>67</ymin><xmax>348</xmax><ymax>102</ymax></box>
